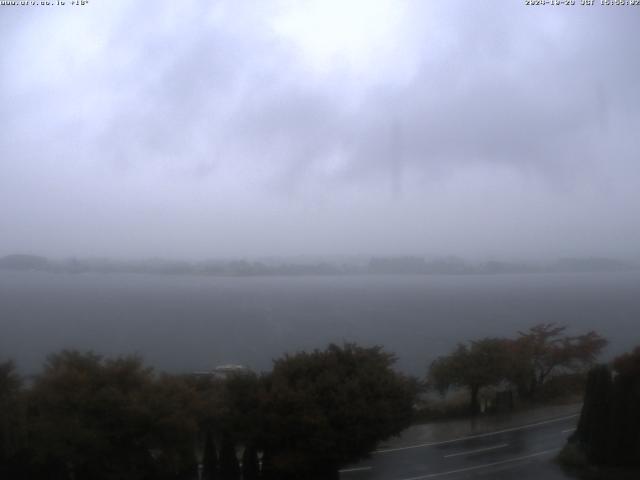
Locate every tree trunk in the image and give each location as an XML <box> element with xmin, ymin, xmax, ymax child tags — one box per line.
<box><xmin>469</xmin><ymin>385</ymin><xmax>481</xmax><ymax>416</ymax></box>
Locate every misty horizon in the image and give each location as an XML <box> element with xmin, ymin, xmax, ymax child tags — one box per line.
<box><xmin>3</xmin><ymin>251</ymin><xmax>640</xmax><ymax>264</ymax></box>
<box><xmin>2</xmin><ymin>251</ymin><xmax>639</xmax><ymax>278</ymax></box>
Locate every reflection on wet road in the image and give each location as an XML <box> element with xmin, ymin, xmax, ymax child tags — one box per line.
<box><xmin>340</xmin><ymin>414</ymin><xmax>578</xmax><ymax>480</ymax></box>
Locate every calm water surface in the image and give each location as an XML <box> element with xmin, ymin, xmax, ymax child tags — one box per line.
<box><xmin>1</xmin><ymin>271</ymin><xmax>639</xmax><ymax>375</ymax></box>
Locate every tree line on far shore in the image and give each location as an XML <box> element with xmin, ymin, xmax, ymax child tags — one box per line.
<box><xmin>2</xmin><ymin>253</ymin><xmax>636</xmax><ymax>277</ymax></box>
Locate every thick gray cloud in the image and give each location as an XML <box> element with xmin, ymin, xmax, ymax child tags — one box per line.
<box><xmin>1</xmin><ymin>0</ymin><xmax>639</xmax><ymax>259</ymax></box>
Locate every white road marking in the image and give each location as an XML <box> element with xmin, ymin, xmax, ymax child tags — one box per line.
<box><xmin>561</xmin><ymin>428</ymin><xmax>576</xmax><ymax>433</ymax></box>
<box><xmin>397</xmin><ymin>448</ymin><xmax>559</xmax><ymax>480</ymax></box>
<box><xmin>374</xmin><ymin>413</ymin><xmax>578</xmax><ymax>454</ymax></box>
<box><xmin>339</xmin><ymin>466</ymin><xmax>372</xmax><ymax>473</ymax></box>
<box><xmin>443</xmin><ymin>443</ymin><xmax>508</xmax><ymax>458</ymax></box>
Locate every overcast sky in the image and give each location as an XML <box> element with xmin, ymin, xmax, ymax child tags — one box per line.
<box><xmin>1</xmin><ymin>0</ymin><xmax>639</xmax><ymax>260</ymax></box>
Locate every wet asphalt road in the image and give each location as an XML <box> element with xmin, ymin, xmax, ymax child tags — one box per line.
<box><xmin>339</xmin><ymin>414</ymin><xmax>578</xmax><ymax>480</ymax></box>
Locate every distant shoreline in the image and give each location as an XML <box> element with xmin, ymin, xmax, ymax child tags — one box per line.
<box><xmin>1</xmin><ymin>253</ymin><xmax>638</xmax><ymax>277</ymax></box>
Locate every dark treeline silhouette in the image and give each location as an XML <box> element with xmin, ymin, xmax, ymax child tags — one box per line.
<box><xmin>0</xmin><ymin>344</ymin><xmax>416</xmax><ymax>480</ymax></box>
<box><xmin>1</xmin><ymin>254</ymin><xmax>638</xmax><ymax>277</ymax></box>
<box><xmin>568</xmin><ymin>346</ymin><xmax>640</xmax><ymax>468</ymax></box>
<box><xmin>0</xmin><ymin>254</ymin><xmax>353</xmax><ymax>276</ymax></box>
<box><xmin>428</xmin><ymin>324</ymin><xmax>607</xmax><ymax>415</ymax></box>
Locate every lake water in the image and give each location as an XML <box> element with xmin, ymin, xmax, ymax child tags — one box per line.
<box><xmin>1</xmin><ymin>271</ymin><xmax>639</xmax><ymax>376</ymax></box>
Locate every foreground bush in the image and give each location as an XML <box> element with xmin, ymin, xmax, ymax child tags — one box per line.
<box><xmin>261</xmin><ymin>344</ymin><xmax>417</xmax><ymax>479</ymax></box>
<box><xmin>568</xmin><ymin>346</ymin><xmax>640</xmax><ymax>468</ymax></box>
<box><xmin>0</xmin><ymin>343</ymin><xmax>417</xmax><ymax>479</ymax></box>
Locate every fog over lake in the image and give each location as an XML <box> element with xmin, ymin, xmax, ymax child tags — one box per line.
<box><xmin>2</xmin><ymin>270</ymin><xmax>639</xmax><ymax>376</ymax></box>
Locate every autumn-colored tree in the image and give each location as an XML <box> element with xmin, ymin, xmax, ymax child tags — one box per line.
<box><xmin>612</xmin><ymin>346</ymin><xmax>640</xmax><ymax>379</ymax></box>
<box><xmin>429</xmin><ymin>338</ymin><xmax>512</xmax><ymax>415</ymax></box>
<box><xmin>511</xmin><ymin>324</ymin><xmax>607</xmax><ymax>398</ymax></box>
